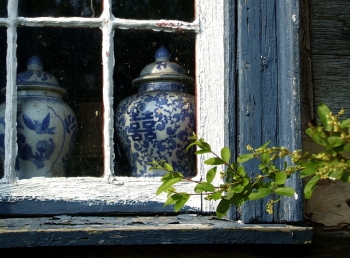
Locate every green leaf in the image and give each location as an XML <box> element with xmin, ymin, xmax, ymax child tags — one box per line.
<box><xmin>161</xmin><ymin>173</ymin><xmax>173</xmax><ymax>181</ymax></box>
<box><xmin>156</xmin><ymin>177</ymin><xmax>183</xmax><ymax>195</ymax></box>
<box><xmin>275</xmin><ymin>187</ymin><xmax>295</xmax><ymax>196</ymax></box>
<box><xmin>221</xmin><ymin>147</ymin><xmax>231</xmax><ymax>163</ymax></box>
<box><xmin>161</xmin><ymin>172</ymin><xmax>183</xmax><ymax>182</ymax></box>
<box><xmin>186</xmin><ymin>142</ymin><xmax>199</xmax><ymax>151</ymax></box>
<box><xmin>330</xmin><ymin>169</ymin><xmax>343</xmax><ymax>180</ymax></box>
<box><xmin>206</xmin><ymin>167</ymin><xmax>217</xmax><ymax>183</ymax></box>
<box><xmin>248</xmin><ymin>188</ymin><xmax>272</xmax><ymax>200</ymax></box>
<box><xmin>216</xmin><ymin>199</ymin><xmax>231</xmax><ymax>218</ymax></box>
<box><xmin>230</xmin><ymin>189</ymin><xmax>251</xmax><ymax>207</ymax></box>
<box><xmin>207</xmin><ymin>191</ymin><xmax>222</xmax><ymax>200</ymax></box>
<box><xmin>237</xmin><ymin>153</ymin><xmax>254</xmax><ymax>163</ymax></box>
<box><xmin>327</xmin><ymin>136</ymin><xmax>343</xmax><ymax>147</ymax></box>
<box><xmin>164</xmin><ymin>193</ymin><xmax>191</xmax><ymax>212</ymax></box>
<box><xmin>283</xmin><ymin>161</ymin><xmax>288</xmax><ymax>170</ymax></box>
<box><xmin>275</xmin><ymin>172</ymin><xmax>287</xmax><ymax>185</ymax></box>
<box><xmin>305</xmin><ymin>128</ymin><xmax>327</xmax><ymax>147</ymax></box>
<box><xmin>300</xmin><ymin>160</ymin><xmax>320</xmax><ymax>178</ymax></box>
<box><xmin>195</xmin><ymin>149</ymin><xmax>212</xmax><ymax>154</ymax></box>
<box><xmin>318</xmin><ymin>103</ymin><xmax>332</xmax><ymax>131</ymax></box>
<box><xmin>204</xmin><ymin>157</ymin><xmax>225</xmax><ymax>165</ymax></box>
<box><xmin>174</xmin><ymin>194</ymin><xmax>190</xmax><ymax>212</ymax></box>
<box><xmin>196</xmin><ymin>141</ymin><xmax>211</xmax><ymax>150</ymax></box>
<box><xmin>304</xmin><ymin>175</ymin><xmax>320</xmax><ymax>199</ymax></box>
<box><xmin>242</xmin><ymin>178</ymin><xmax>250</xmax><ymax>186</ymax></box>
<box><xmin>230</xmin><ymin>183</ymin><xmax>244</xmax><ymax>193</ymax></box>
<box><xmin>166</xmin><ymin>187</ymin><xmax>176</xmax><ymax>197</ymax></box>
<box><xmin>341</xmin><ymin>170</ymin><xmax>350</xmax><ymax>183</ymax></box>
<box><xmin>194</xmin><ymin>182</ymin><xmax>216</xmax><ymax>193</ymax></box>
<box><xmin>340</xmin><ymin>118</ymin><xmax>350</xmax><ymax>128</ymax></box>
<box><xmin>344</xmin><ymin>144</ymin><xmax>350</xmax><ymax>153</ymax></box>
<box><xmin>261</xmin><ymin>152</ymin><xmax>271</xmax><ymax>164</ymax></box>
<box><xmin>237</xmin><ymin>166</ymin><xmax>247</xmax><ymax>177</ymax></box>
<box><xmin>163</xmin><ymin>163</ymin><xmax>174</xmax><ymax>172</ymax></box>
<box><xmin>260</xmin><ymin>141</ymin><xmax>272</xmax><ymax>149</ymax></box>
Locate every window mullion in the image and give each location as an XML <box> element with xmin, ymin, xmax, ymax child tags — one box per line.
<box><xmin>17</xmin><ymin>17</ymin><xmax>102</xmax><ymax>27</ymax></box>
<box><xmin>1</xmin><ymin>0</ymin><xmax>18</xmax><ymax>183</ymax></box>
<box><xmin>195</xmin><ymin>0</ymin><xmax>226</xmax><ymax>212</ymax></box>
<box><xmin>102</xmin><ymin>0</ymin><xmax>114</xmax><ymax>179</ymax></box>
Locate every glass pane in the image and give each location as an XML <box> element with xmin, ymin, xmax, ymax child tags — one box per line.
<box><xmin>114</xmin><ymin>30</ymin><xmax>196</xmax><ymax>177</ymax></box>
<box><xmin>0</xmin><ymin>0</ymin><xmax>7</xmax><ymax>18</ymax></box>
<box><xmin>0</xmin><ymin>27</ymin><xmax>6</xmax><ymax>179</ymax></box>
<box><xmin>16</xmin><ymin>27</ymin><xmax>103</xmax><ymax>179</ymax></box>
<box><xmin>18</xmin><ymin>0</ymin><xmax>102</xmax><ymax>18</ymax></box>
<box><xmin>112</xmin><ymin>0</ymin><xmax>194</xmax><ymax>21</ymax></box>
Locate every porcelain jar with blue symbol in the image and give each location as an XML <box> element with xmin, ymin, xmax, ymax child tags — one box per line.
<box><xmin>0</xmin><ymin>56</ymin><xmax>77</xmax><ymax>179</ymax></box>
<box><xmin>116</xmin><ymin>47</ymin><xmax>196</xmax><ymax>177</ymax></box>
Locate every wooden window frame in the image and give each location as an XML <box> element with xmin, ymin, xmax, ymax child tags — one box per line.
<box><xmin>0</xmin><ymin>0</ymin><xmax>226</xmax><ymax>216</ymax></box>
<box><xmin>0</xmin><ymin>0</ymin><xmax>313</xmax><ymax>248</ymax></box>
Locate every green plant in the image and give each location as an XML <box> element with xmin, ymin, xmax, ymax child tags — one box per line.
<box><xmin>151</xmin><ymin>103</ymin><xmax>350</xmax><ymax>218</ymax></box>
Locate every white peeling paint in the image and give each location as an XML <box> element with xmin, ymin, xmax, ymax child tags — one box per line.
<box><xmin>196</xmin><ymin>0</ymin><xmax>225</xmax><ymax>212</ymax></box>
<box><xmin>0</xmin><ymin>0</ymin><xmax>221</xmax><ymax>214</ymax></box>
<box><xmin>294</xmin><ymin>192</ymin><xmax>298</xmax><ymax>200</ymax></box>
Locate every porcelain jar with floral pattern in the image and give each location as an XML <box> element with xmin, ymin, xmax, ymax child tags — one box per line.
<box><xmin>0</xmin><ymin>56</ymin><xmax>77</xmax><ymax>179</ymax></box>
<box><xmin>116</xmin><ymin>47</ymin><xmax>196</xmax><ymax>177</ymax></box>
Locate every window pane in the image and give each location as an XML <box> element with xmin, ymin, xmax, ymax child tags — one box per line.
<box><xmin>112</xmin><ymin>0</ymin><xmax>194</xmax><ymax>21</ymax></box>
<box><xmin>0</xmin><ymin>27</ymin><xmax>6</xmax><ymax>179</ymax></box>
<box><xmin>113</xmin><ymin>29</ymin><xmax>196</xmax><ymax>177</ymax></box>
<box><xmin>18</xmin><ymin>0</ymin><xmax>102</xmax><ymax>18</ymax></box>
<box><xmin>16</xmin><ymin>27</ymin><xmax>103</xmax><ymax>178</ymax></box>
<box><xmin>0</xmin><ymin>0</ymin><xmax>7</xmax><ymax>18</ymax></box>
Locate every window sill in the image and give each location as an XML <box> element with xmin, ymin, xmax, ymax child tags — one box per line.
<box><xmin>0</xmin><ymin>177</ymin><xmax>202</xmax><ymax>215</ymax></box>
<box><xmin>0</xmin><ymin>215</ymin><xmax>312</xmax><ymax>247</ymax></box>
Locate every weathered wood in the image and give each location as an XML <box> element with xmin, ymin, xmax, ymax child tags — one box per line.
<box><xmin>303</xmin><ymin>0</ymin><xmax>350</xmax><ymax>227</ymax></box>
<box><xmin>196</xmin><ymin>0</ymin><xmax>226</xmax><ymax>212</ymax></box>
<box><xmin>0</xmin><ymin>177</ymin><xmax>202</xmax><ymax>215</ymax></box>
<box><xmin>310</xmin><ymin>0</ymin><xmax>350</xmax><ymax>117</ymax></box>
<box><xmin>238</xmin><ymin>0</ymin><xmax>302</xmax><ymax>223</ymax></box>
<box><xmin>312</xmin><ymin>55</ymin><xmax>350</xmax><ymax>115</ymax></box>
<box><xmin>0</xmin><ymin>215</ymin><xmax>313</xmax><ymax>247</ymax></box>
<box><xmin>238</xmin><ymin>0</ymin><xmax>277</xmax><ymax>223</ymax></box>
<box><xmin>310</xmin><ymin>0</ymin><xmax>350</xmax><ymax>56</ymax></box>
<box><xmin>2</xmin><ymin>0</ymin><xmax>18</xmax><ymax>183</ymax></box>
<box><xmin>224</xmin><ymin>0</ymin><xmax>239</xmax><ymax>220</ymax></box>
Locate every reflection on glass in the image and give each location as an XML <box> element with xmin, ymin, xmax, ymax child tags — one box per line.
<box><xmin>0</xmin><ymin>27</ymin><xmax>6</xmax><ymax>179</ymax></box>
<box><xmin>112</xmin><ymin>0</ymin><xmax>194</xmax><ymax>21</ymax></box>
<box><xmin>0</xmin><ymin>0</ymin><xmax>7</xmax><ymax>18</ymax></box>
<box><xmin>16</xmin><ymin>27</ymin><xmax>103</xmax><ymax>178</ymax></box>
<box><xmin>18</xmin><ymin>0</ymin><xmax>102</xmax><ymax>18</ymax></box>
<box><xmin>113</xmin><ymin>29</ymin><xmax>195</xmax><ymax>176</ymax></box>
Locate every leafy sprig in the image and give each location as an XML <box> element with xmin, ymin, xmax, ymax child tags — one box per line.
<box><xmin>152</xmin><ymin>104</ymin><xmax>350</xmax><ymax>218</ymax></box>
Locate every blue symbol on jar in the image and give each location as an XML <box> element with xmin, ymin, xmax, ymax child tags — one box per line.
<box><xmin>23</xmin><ymin>112</ymin><xmax>56</xmax><ymax>134</ymax></box>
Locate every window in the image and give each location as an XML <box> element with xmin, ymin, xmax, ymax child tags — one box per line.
<box><xmin>0</xmin><ymin>0</ymin><xmax>214</xmax><ymax>216</ymax></box>
<box><xmin>0</xmin><ymin>0</ymin><xmax>304</xmax><ymax>225</ymax></box>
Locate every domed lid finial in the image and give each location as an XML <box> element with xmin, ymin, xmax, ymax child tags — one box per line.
<box><xmin>155</xmin><ymin>47</ymin><xmax>171</xmax><ymax>62</ymax></box>
<box><xmin>132</xmin><ymin>47</ymin><xmax>194</xmax><ymax>88</ymax></box>
<box><xmin>13</xmin><ymin>56</ymin><xmax>67</xmax><ymax>95</ymax></box>
<box><xmin>27</xmin><ymin>56</ymin><xmax>43</xmax><ymax>71</ymax></box>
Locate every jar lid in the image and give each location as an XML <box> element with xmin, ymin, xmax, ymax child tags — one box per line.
<box><xmin>132</xmin><ymin>47</ymin><xmax>194</xmax><ymax>87</ymax></box>
<box><xmin>15</xmin><ymin>56</ymin><xmax>67</xmax><ymax>95</ymax></box>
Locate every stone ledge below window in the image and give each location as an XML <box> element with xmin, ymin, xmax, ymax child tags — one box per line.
<box><xmin>0</xmin><ymin>215</ymin><xmax>312</xmax><ymax>247</ymax></box>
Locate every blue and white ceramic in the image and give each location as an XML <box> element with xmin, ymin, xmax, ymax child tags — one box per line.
<box><xmin>116</xmin><ymin>47</ymin><xmax>196</xmax><ymax>177</ymax></box>
<box><xmin>0</xmin><ymin>56</ymin><xmax>77</xmax><ymax>179</ymax></box>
